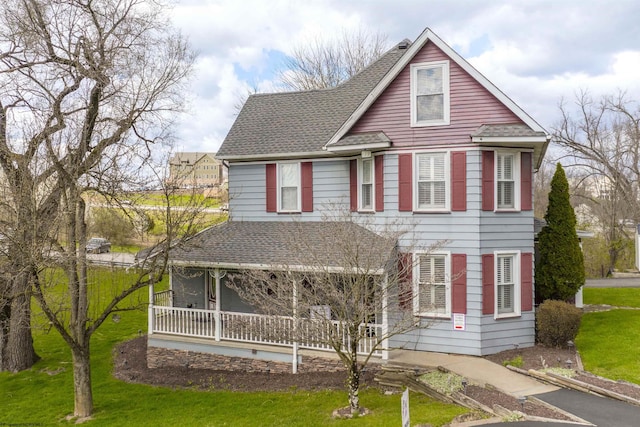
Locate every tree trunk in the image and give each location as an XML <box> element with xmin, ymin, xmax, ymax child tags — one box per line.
<box><xmin>0</xmin><ymin>298</ymin><xmax>9</xmax><ymax>371</ymax></box>
<box><xmin>5</xmin><ymin>291</ymin><xmax>37</xmax><ymax>372</ymax></box>
<box><xmin>347</xmin><ymin>333</ymin><xmax>360</xmax><ymax>415</ymax></box>
<box><xmin>72</xmin><ymin>345</ymin><xmax>93</xmax><ymax>418</ymax></box>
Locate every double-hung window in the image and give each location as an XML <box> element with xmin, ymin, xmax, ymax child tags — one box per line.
<box><xmin>416</xmin><ymin>253</ymin><xmax>450</xmax><ymax>317</ymax></box>
<box><xmin>359</xmin><ymin>158</ymin><xmax>374</xmax><ymax>211</ymax></box>
<box><xmin>496</xmin><ymin>152</ymin><xmax>520</xmax><ymax>210</ymax></box>
<box><xmin>278</xmin><ymin>163</ymin><xmax>300</xmax><ymax>212</ymax></box>
<box><xmin>415</xmin><ymin>152</ymin><xmax>448</xmax><ymax>211</ymax></box>
<box><xmin>495</xmin><ymin>252</ymin><xmax>520</xmax><ymax>317</ymax></box>
<box><xmin>410</xmin><ymin>61</ymin><xmax>450</xmax><ymax>126</ymax></box>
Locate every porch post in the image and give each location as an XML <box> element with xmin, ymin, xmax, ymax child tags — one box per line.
<box><xmin>215</xmin><ymin>269</ymin><xmax>222</xmax><ymax>341</ymax></box>
<box><xmin>148</xmin><ymin>275</ymin><xmax>155</xmax><ymax>335</ymax></box>
<box><xmin>292</xmin><ymin>278</ymin><xmax>298</xmax><ymax>374</ymax></box>
<box><xmin>381</xmin><ymin>273</ymin><xmax>389</xmax><ymax>361</ymax></box>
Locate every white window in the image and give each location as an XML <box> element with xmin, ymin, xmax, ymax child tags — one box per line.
<box><xmin>496</xmin><ymin>152</ymin><xmax>520</xmax><ymax>211</ymax></box>
<box><xmin>415</xmin><ymin>152</ymin><xmax>449</xmax><ymax>211</ymax></box>
<box><xmin>278</xmin><ymin>163</ymin><xmax>300</xmax><ymax>212</ymax></box>
<box><xmin>495</xmin><ymin>251</ymin><xmax>521</xmax><ymax>318</ymax></box>
<box><xmin>415</xmin><ymin>253</ymin><xmax>451</xmax><ymax>317</ymax></box>
<box><xmin>410</xmin><ymin>61</ymin><xmax>450</xmax><ymax>126</ymax></box>
<box><xmin>359</xmin><ymin>157</ymin><xmax>374</xmax><ymax>211</ymax></box>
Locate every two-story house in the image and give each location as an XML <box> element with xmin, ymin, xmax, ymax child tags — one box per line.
<box><xmin>146</xmin><ymin>28</ymin><xmax>549</xmax><ymax>373</ymax></box>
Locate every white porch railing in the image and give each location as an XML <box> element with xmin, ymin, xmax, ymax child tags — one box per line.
<box><xmin>151</xmin><ymin>306</ymin><xmax>383</xmax><ymax>356</ymax></box>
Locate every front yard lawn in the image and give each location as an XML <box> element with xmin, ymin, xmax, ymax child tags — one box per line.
<box><xmin>0</xmin><ymin>267</ymin><xmax>467</xmax><ymax>426</ymax></box>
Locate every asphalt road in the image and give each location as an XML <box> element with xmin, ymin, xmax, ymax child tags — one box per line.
<box><xmin>585</xmin><ymin>277</ymin><xmax>640</xmax><ymax>288</ymax></box>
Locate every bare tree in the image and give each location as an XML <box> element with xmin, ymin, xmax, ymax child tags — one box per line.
<box><xmin>0</xmin><ymin>0</ymin><xmax>197</xmax><ymax>418</ymax></box>
<box><xmin>226</xmin><ymin>210</ymin><xmax>442</xmax><ymax>416</ymax></box>
<box><xmin>553</xmin><ymin>91</ymin><xmax>640</xmax><ymax>271</ymax></box>
<box><xmin>278</xmin><ymin>27</ymin><xmax>389</xmax><ymax>91</ymax></box>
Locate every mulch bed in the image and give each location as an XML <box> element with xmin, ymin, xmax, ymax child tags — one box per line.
<box><xmin>112</xmin><ymin>335</ymin><xmax>639</xmax><ymax>422</ymax></box>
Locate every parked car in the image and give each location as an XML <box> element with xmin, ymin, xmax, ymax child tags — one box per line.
<box><xmin>86</xmin><ymin>237</ymin><xmax>111</xmax><ymax>254</ymax></box>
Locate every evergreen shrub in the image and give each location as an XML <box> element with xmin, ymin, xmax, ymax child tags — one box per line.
<box><xmin>536</xmin><ymin>300</ymin><xmax>582</xmax><ymax>347</ymax></box>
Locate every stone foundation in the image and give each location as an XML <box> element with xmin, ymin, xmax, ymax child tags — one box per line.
<box><xmin>147</xmin><ymin>346</ymin><xmax>345</xmax><ymax>374</ymax></box>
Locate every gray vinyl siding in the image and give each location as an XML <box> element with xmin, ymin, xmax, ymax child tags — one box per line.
<box><xmin>229</xmin><ymin>160</ymin><xmax>350</xmax><ymax>221</ymax></box>
<box><xmin>224</xmin><ymin>148</ymin><xmax>535</xmax><ymax>356</ymax></box>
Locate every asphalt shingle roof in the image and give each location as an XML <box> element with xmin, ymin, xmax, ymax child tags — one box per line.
<box><xmin>472</xmin><ymin>124</ymin><xmax>547</xmax><ymax>138</ymax></box>
<box><xmin>169</xmin><ymin>221</ymin><xmax>394</xmax><ymax>273</ymax></box>
<box><xmin>217</xmin><ymin>42</ymin><xmax>410</xmax><ymax>159</ymax></box>
<box><xmin>331</xmin><ymin>131</ymin><xmax>391</xmax><ymax>148</ymax></box>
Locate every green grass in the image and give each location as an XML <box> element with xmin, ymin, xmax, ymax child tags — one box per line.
<box><xmin>576</xmin><ymin>309</ymin><xmax>640</xmax><ymax>383</ymax></box>
<box><xmin>136</xmin><ymin>193</ymin><xmax>221</xmax><ymax>208</ymax></box>
<box><xmin>583</xmin><ymin>287</ymin><xmax>640</xmax><ymax>307</ymax></box>
<box><xmin>0</xmin><ymin>268</ymin><xmax>467</xmax><ymax>426</ymax></box>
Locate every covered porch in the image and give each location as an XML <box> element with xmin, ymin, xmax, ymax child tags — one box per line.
<box><xmin>148</xmin><ymin>220</ymin><xmax>396</xmax><ymax>372</ymax></box>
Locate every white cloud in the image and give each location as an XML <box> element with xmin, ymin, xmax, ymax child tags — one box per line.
<box><xmin>168</xmin><ymin>0</ymin><xmax>640</xmax><ymax>152</ymax></box>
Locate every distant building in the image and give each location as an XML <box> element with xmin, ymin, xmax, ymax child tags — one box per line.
<box><xmin>168</xmin><ymin>152</ymin><xmax>224</xmax><ymax>188</ymax></box>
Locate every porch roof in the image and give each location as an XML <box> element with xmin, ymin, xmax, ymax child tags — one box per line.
<box><xmin>169</xmin><ymin>220</ymin><xmax>395</xmax><ymax>274</ymax></box>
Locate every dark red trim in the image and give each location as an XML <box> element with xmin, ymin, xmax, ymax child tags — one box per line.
<box><xmin>266</xmin><ymin>163</ymin><xmax>277</xmax><ymax>213</ymax></box>
<box><xmin>301</xmin><ymin>162</ymin><xmax>313</xmax><ymax>212</ymax></box>
<box><xmin>521</xmin><ymin>252</ymin><xmax>533</xmax><ymax>312</ymax></box>
<box><xmin>451</xmin><ymin>151</ymin><xmax>466</xmax><ymax>211</ymax></box>
<box><xmin>521</xmin><ymin>152</ymin><xmax>533</xmax><ymax>211</ymax></box>
<box><xmin>482</xmin><ymin>151</ymin><xmax>495</xmax><ymax>211</ymax></box>
<box><xmin>451</xmin><ymin>254</ymin><xmax>467</xmax><ymax>314</ymax></box>
<box><xmin>375</xmin><ymin>155</ymin><xmax>384</xmax><ymax>212</ymax></box>
<box><xmin>482</xmin><ymin>254</ymin><xmax>494</xmax><ymax>315</ymax></box>
<box><xmin>398</xmin><ymin>153</ymin><xmax>412</xmax><ymax>212</ymax></box>
<box><xmin>349</xmin><ymin>159</ymin><xmax>358</xmax><ymax>212</ymax></box>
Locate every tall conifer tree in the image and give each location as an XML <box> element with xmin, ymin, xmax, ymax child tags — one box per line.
<box><xmin>535</xmin><ymin>163</ymin><xmax>585</xmax><ymax>301</ymax></box>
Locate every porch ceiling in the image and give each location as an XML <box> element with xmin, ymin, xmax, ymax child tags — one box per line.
<box><xmin>169</xmin><ymin>220</ymin><xmax>395</xmax><ymax>274</ymax></box>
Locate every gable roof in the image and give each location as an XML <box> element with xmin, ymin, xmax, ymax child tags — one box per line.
<box><xmin>217</xmin><ymin>42</ymin><xmax>408</xmax><ymax>161</ymax></box>
<box><xmin>218</xmin><ymin>28</ymin><xmax>549</xmax><ymax>162</ymax></box>
<box><xmin>168</xmin><ymin>220</ymin><xmax>394</xmax><ymax>274</ymax></box>
<box><xmin>169</xmin><ymin>152</ymin><xmax>217</xmax><ymax>165</ymax></box>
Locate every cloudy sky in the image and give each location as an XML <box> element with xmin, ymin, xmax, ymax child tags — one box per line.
<box><xmin>168</xmin><ymin>0</ymin><xmax>640</xmax><ymax>155</ymax></box>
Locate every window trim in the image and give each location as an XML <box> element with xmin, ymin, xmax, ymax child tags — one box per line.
<box><xmin>358</xmin><ymin>157</ymin><xmax>375</xmax><ymax>212</ymax></box>
<box><xmin>413</xmin><ymin>251</ymin><xmax>451</xmax><ymax>318</ymax></box>
<box><xmin>413</xmin><ymin>151</ymin><xmax>450</xmax><ymax>212</ymax></box>
<box><xmin>277</xmin><ymin>162</ymin><xmax>301</xmax><ymax>213</ymax></box>
<box><xmin>410</xmin><ymin>60</ymin><xmax>451</xmax><ymax>127</ymax></box>
<box><xmin>494</xmin><ymin>151</ymin><xmax>521</xmax><ymax>212</ymax></box>
<box><xmin>494</xmin><ymin>250</ymin><xmax>521</xmax><ymax>319</ymax></box>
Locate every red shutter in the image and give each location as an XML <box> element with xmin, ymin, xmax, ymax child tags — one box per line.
<box><xmin>451</xmin><ymin>152</ymin><xmax>466</xmax><ymax>211</ymax></box>
<box><xmin>375</xmin><ymin>155</ymin><xmax>384</xmax><ymax>212</ymax></box>
<box><xmin>451</xmin><ymin>254</ymin><xmax>467</xmax><ymax>314</ymax></box>
<box><xmin>349</xmin><ymin>159</ymin><xmax>358</xmax><ymax>212</ymax></box>
<box><xmin>482</xmin><ymin>254</ymin><xmax>495</xmax><ymax>315</ymax></box>
<box><xmin>398</xmin><ymin>253</ymin><xmax>413</xmax><ymax>310</ymax></box>
<box><xmin>398</xmin><ymin>153</ymin><xmax>412</xmax><ymax>212</ymax></box>
<box><xmin>266</xmin><ymin>163</ymin><xmax>277</xmax><ymax>212</ymax></box>
<box><xmin>301</xmin><ymin>162</ymin><xmax>313</xmax><ymax>212</ymax></box>
<box><xmin>521</xmin><ymin>252</ymin><xmax>533</xmax><ymax>312</ymax></box>
<box><xmin>521</xmin><ymin>152</ymin><xmax>533</xmax><ymax>211</ymax></box>
<box><xmin>482</xmin><ymin>151</ymin><xmax>494</xmax><ymax>211</ymax></box>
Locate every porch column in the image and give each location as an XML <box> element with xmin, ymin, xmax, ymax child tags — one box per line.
<box><xmin>381</xmin><ymin>273</ymin><xmax>389</xmax><ymax>361</ymax></box>
<box><xmin>292</xmin><ymin>278</ymin><xmax>298</xmax><ymax>374</ymax></box>
<box><xmin>148</xmin><ymin>276</ymin><xmax>155</xmax><ymax>335</ymax></box>
<box><xmin>215</xmin><ymin>269</ymin><xmax>222</xmax><ymax>341</ymax></box>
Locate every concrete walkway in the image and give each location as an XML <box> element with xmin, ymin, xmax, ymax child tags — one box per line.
<box><xmin>387</xmin><ymin>350</ymin><xmax>558</xmax><ymax>397</ymax></box>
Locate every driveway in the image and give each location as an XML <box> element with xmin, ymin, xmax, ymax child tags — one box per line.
<box><xmin>482</xmin><ymin>388</ymin><xmax>640</xmax><ymax>426</ymax></box>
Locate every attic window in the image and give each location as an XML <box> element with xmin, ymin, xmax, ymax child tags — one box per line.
<box><xmin>410</xmin><ymin>61</ymin><xmax>450</xmax><ymax>127</ymax></box>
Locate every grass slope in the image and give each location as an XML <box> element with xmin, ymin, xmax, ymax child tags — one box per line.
<box><xmin>0</xmin><ymin>269</ymin><xmax>466</xmax><ymax>426</ymax></box>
